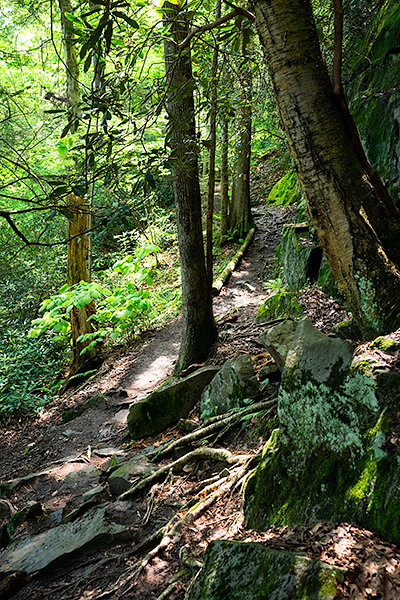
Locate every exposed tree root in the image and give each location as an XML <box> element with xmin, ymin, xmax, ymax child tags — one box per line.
<box><xmin>150</xmin><ymin>397</ymin><xmax>277</xmax><ymax>461</ymax></box>
<box><xmin>91</xmin><ymin>449</ymin><xmax>261</xmax><ymax>599</ymax></box>
<box><xmin>119</xmin><ymin>446</ymin><xmax>252</xmax><ymax>501</ymax></box>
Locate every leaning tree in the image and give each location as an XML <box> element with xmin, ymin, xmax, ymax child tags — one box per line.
<box><xmin>251</xmin><ymin>0</ymin><xmax>400</xmax><ymax>337</ymax></box>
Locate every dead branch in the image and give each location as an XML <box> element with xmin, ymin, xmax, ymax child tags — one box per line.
<box><xmin>212</xmin><ymin>227</ymin><xmax>256</xmax><ymax>295</ymax></box>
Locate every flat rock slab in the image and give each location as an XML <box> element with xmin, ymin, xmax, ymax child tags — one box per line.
<box><xmin>127</xmin><ymin>366</ymin><xmax>220</xmax><ymax>439</ymax></box>
<box><xmin>0</xmin><ymin>507</ymin><xmax>130</xmax><ymax>574</ymax></box>
<box><xmin>189</xmin><ymin>540</ymin><xmax>344</xmax><ymax>600</ymax></box>
<box><xmin>63</xmin><ymin>464</ymin><xmax>101</xmax><ymax>487</ymax></box>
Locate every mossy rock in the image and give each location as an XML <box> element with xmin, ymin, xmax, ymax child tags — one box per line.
<box><xmin>188</xmin><ymin>539</ymin><xmax>344</xmax><ymax>600</ymax></box>
<box><xmin>245</xmin><ymin>316</ymin><xmax>400</xmax><ymax>545</ymax></box>
<box><xmin>267</xmin><ymin>169</ymin><xmax>302</xmax><ymax>206</ymax></box>
<box><xmin>347</xmin><ymin>2</ymin><xmax>400</xmax><ymax>204</ymax></box>
<box><xmin>200</xmin><ymin>355</ymin><xmax>259</xmax><ymax>421</ymax></box>
<box><xmin>370</xmin><ymin>336</ymin><xmax>400</xmax><ymax>352</ymax></box>
<box><xmin>245</xmin><ymin>416</ymin><xmax>400</xmax><ymax>546</ymax></box>
<box><xmin>127</xmin><ymin>366</ymin><xmax>220</xmax><ymax>439</ymax></box>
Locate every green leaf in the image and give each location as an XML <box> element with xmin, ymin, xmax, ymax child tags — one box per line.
<box><xmin>112</xmin><ymin>11</ymin><xmax>140</xmax><ymax>28</ymax></box>
<box><xmin>104</xmin><ymin>20</ymin><xmax>113</xmax><ymax>53</ymax></box>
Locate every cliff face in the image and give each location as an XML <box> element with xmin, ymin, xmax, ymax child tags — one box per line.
<box><xmin>346</xmin><ymin>1</ymin><xmax>400</xmax><ymax>204</ymax></box>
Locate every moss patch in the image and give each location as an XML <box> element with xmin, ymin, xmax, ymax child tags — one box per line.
<box><xmin>245</xmin><ymin>409</ymin><xmax>400</xmax><ymax>545</ymax></box>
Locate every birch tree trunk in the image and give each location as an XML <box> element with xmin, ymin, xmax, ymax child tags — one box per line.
<box><xmin>163</xmin><ymin>2</ymin><xmax>218</xmax><ymax>372</ymax></box>
<box><xmin>252</xmin><ymin>0</ymin><xmax>400</xmax><ymax>337</ymax></box>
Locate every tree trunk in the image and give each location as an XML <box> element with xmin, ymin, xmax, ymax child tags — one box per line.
<box><xmin>58</xmin><ymin>1</ymin><xmax>96</xmax><ymax>374</ymax></box>
<box><xmin>66</xmin><ymin>193</ymin><xmax>95</xmax><ymax>374</ymax></box>
<box><xmin>58</xmin><ymin>0</ymin><xmax>80</xmax><ymax>132</ymax></box>
<box><xmin>219</xmin><ymin>115</ymin><xmax>230</xmax><ymax>244</ymax></box>
<box><xmin>252</xmin><ymin>0</ymin><xmax>400</xmax><ymax>337</ymax></box>
<box><xmin>230</xmin><ymin>53</ymin><xmax>253</xmax><ymax>239</ymax></box>
<box><xmin>163</xmin><ymin>2</ymin><xmax>218</xmax><ymax>372</ymax></box>
<box><xmin>206</xmin><ymin>0</ymin><xmax>221</xmax><ymax>286</ymax></box>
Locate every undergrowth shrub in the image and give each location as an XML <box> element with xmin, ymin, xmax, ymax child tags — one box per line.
<box><xmin>0</xmin><ymin>330</ymin><xmax>66</xmax><ymax>423</ymax></box>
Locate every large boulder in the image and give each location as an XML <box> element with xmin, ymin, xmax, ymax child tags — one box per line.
<box><xmin>188</xmin><ymin>540</ymin><xmax>344</xmax><ymax>600</ymax></box>
<box><xmin>200</xmin><ymin>355</ymin><xmax>259</xmax><ymax>420</ymax></box>
<box><xmin>245</xmin><ymin>320</ymin><xmax>400</xmax><ymax>546</ymax></box>
<box><xmin>127</xmin><ymin>366</ymin><xmax>220</xmax><ymax>439</ymax></box>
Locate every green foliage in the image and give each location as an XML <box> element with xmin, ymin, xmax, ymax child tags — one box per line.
<box><xmin>266</xmin><ymin>169</ymin><xmax>302</xmax><ymax>206</ymax></box>
<box><xmin>258</xmin><ymin>278</ymin><xmax>303</xmax><ymax>321</ymax></box>
<box><xmin>0</xmin><ymin>330</ymin><xmax>66</xmax><ymax>423</ymax></box>
<box><xmin>29</xmin><ymin>242</ymin><xmax>160</xmax><ymax>353</ymax></box>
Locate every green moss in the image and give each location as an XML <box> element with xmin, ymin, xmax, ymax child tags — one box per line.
<box><xmin>370</xmin><ymin>336</ymin><xmax>400</xmax><ymax>352</ymax></box>
<box><xmin>266</xmin><ymin>169</ymin><xmax>302</xmax><ymax>206</ymax></box>
<box><xmin>279</xmin><ymin>371</ymin><xmax>378</xmax><ymax>461</ymax></box>
<box><xmin>347</xmin><ymin>458</ymin><xmax>377</xmax><ymax>505</ymax></box>
<box><xmin>245</xmin><ymin>401</ymin><xmax>400</xmax><ymax>545</ymax></box>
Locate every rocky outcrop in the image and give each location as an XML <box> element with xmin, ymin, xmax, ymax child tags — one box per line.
<box><xmin>245</xmin><ymin>318</ymin><xmax>400</xmax><ymax>546</ymax></box>
<box><xmin>188</xmin><ymin>540</ymin><xmax>344</xmax><ymax>600</ymax></box>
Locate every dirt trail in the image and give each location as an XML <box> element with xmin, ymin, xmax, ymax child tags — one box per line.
<box><xmin>0</xmin><ymin>203</ymin><xmax>287</xmax><ymax>482</ymax></box>
<box><xmin>2</xmin><ymin>201</ymin><xmax>389</xmax><ymax>600</ymax></box>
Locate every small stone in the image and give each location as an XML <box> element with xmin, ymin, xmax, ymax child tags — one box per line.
<box><xmin>259</xmin><ymin>320</ymin><xmax>298</xmax><ymax>371</ymax></box>
<box><xmin>82</xmin><ymin>485</ymin><xmax>110</xmax><ymax>503</ymax></box>
<box><xmin>200</xmin><ymin>355</ymin><xmax>259</xmax><ymax>420</ymax></box>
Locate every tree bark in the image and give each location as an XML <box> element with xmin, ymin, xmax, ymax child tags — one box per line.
<box><xmin>206</xmin><ymin>0</ymin><xmax>221</xmax><ymax>287</ymax></box>
<box><xmin>230</xmin><ymin>51</ymin><xmax>253</xmax><ymax>239</ymax></box>
<box><xmin>66</xmin><ymin>193</ymin><xmax>95</xmax><ymax>373</ymax></box>
<box><xmin>163</xmin><ymin>2</ymin><xmax>218</xmax><ymax>372</ymax></box>
<box><xmin>58</xmin><ymin>0</ymin><xmax>97</xmax><ymax>374</ymax></box>
<box><xmin>252</xmin><ymin>0</ymin><xmax>400</xmax><ymax>337</ymax></box>
<box><xmin>58</xmin><ymin>0</ymin><xmax>80</xmax><ymax>131</ymax></box>
<box><xmin>219</xmin><ymin>114</ymin><xmax>230</xmax><ymax>244</ymax></box>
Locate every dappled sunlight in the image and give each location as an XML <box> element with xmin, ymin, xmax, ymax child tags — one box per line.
<box><xmin>127</xmin><ymin>351</ymin><xmax>179</xmax><ymax>398</ymax></box>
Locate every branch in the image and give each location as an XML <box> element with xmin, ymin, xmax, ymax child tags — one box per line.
<box><xmin>0</xmin><ymin>210</ymin><xmax>100</xmax><ymax>249</ymax></box>
<box><xmin>179</xmin><ymin>5</ymin><xmax>255</xmax><ymax>51</ymax></box>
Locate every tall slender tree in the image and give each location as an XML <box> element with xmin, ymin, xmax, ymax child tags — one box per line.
<box><xmin>163</xmin><ymin>1</ymin><xmax>218</xmax><ymax>372</ymax></box>
<box><xmin>229</xmin><ymin>39</ymin><xmax>254</xmax><ymax>239</ymax></box>
<box><xmin>58</xmin><ymin>0</ymin><xmax>96</xmax><ymax>375</ymax></box>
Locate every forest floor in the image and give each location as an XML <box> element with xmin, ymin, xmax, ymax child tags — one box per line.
<box><xmin>1</xmin><ymin>193</ymin><xmax>400</xmax><ymax>599</ymax></box>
